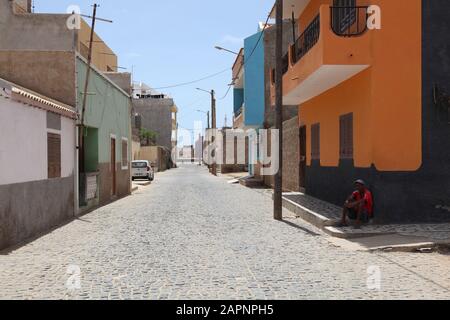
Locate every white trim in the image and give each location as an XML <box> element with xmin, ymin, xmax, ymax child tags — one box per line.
<box><xmin>47</xmin><ymin>128</ymin><xmax>61</xmax><ymax>135</ymax></box>
<box><xmin>11</xmin><ymin>86</ymin><xmax>76</xmax><ymax>115</ymax></box>
<box><xmin>121</xmin><ymin>137</ymin><xmax>129</xmax><ymax>170</ymax></box>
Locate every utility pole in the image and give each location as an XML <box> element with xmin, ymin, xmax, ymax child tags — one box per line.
<box><xmin>274</xmin><ymin>0</ymin><xmax>284</xmax><ymax>220</ymax></box>
<box><xmin>197</xmin><ymin>88</ymin><xmax>217</xmax><ymax>176</ymax></box>
<box><xmin>78</xmin><ymin>3</ymin><xmax>98</xmax><ymax>205</ymax></box>
<box><xmin>207</xmin><ymin>111</ymin><xmax>210</xmax><ymax>129</ymax></box>
<box><xmin>211</xmin><ymin>90</ymin><xmax>217</xmax><ymax>176</ymax></box>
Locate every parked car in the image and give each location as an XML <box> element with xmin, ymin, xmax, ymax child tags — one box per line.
<box><xmin>131</xmin><ymin>160</ymin><xmax>154</xmax><ymax>181</ymax></box>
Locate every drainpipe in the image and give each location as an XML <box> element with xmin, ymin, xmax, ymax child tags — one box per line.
<box><xmin>74</xmin><ymin>124</ymin><xmax>79</xmax><ymax>216</ymax></box>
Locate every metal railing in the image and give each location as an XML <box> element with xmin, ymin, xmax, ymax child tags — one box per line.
<box><xmin>292</xmin><ymin>14</ymin><xmax>321</xmax><ymax>65</ymax></box>
<box><xmin>330</xmin><ymin>6</ymin><xmax>369</xmax><ymax>37</ymax></box>
<box><xmin>234</xmin><ymin>106</ymin><xmax>243</xmax><ymax>117</ymax></box>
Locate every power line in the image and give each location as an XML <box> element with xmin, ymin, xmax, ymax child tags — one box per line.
<box><xmin>218</xmin><ymin>85</ymin><xmax>232</xmax><ymax>100</ymax></box>
<box><xmin>245</xmin><ymin>13</ymin><xmax>272</xmax><ymax>65</ymax></box>
<box><xmin>135</xmin><ymin>11</ymin><xmax>271</xmax><ymax>93</ymax></box>
<box><xmin>151</xmin><ymin>68</ymin><xmax>230</xmax><ymax>90</ymax></box>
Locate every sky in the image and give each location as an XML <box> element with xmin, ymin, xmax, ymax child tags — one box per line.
<box><xmin>34</xmin><ymin>0</ymin><xmax>274</xmax><ymax>141</ymax></box>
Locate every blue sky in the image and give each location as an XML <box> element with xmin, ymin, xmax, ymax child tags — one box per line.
<box><xmin>35</xmin><ymin>0</ymin><xmax>274</xmax><ymax>136</ymax></box>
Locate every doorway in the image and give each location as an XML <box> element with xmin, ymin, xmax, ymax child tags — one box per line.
<box><xmin>111</xmin><ymin>137</ymin><xmax>117</xmax><ymax>196</ymax></box>
<box><xmin>299</xmin><ymin>126</ymin><xmax>306</xmax><ymax>189</ymax></box>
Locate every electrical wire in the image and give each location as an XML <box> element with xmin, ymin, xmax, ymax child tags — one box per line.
<box><xmin>151</xmin><ymin>68</ymin><xmax>230</xmax><ymax>90</ymax></box>
<box><xmin>218</xmin><ymin>85</ymin><xmax>232</xmax><ymax>100</ymax></box>
<box><xmin>216</xmin><ymin>11</ymin><xmax>272</xmax><ymax>101</ymax></box>
<box><xmin>131</xmin><ymin>10</ymin><xmax>272</xmax><ymax>93</ymax></box>
<box><xmin>228</xmin><ymin>10</ymin><xmax>273</xmax><ymax>89</ymax></box>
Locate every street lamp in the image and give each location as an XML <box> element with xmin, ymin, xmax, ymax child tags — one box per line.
<box><xmin>196</xmin><ymin>110</ymin><xmax>210</xmax><ymax>129</ymax></box>
<box><xmin>214</xmin><ymin>46</ymin><xmax>239</xmax><ymax>55</ymax></box>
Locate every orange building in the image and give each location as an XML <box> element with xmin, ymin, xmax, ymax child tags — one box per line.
<box><xmin>271</xmin><ymin>0</ymin><xmax>450</xmax><ymax>223</ymax></box>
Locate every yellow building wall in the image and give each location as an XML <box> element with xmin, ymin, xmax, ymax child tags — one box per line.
<box><xmin>78</xmin><ymin>20</ymin><xmax>118</xmax><ymax>72</ymax></box>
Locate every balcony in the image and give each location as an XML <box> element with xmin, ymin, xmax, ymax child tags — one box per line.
<box><xmin>282</xmin><ymin>5</ymin><xmax>371</xmax><ymax>105</ymax></box>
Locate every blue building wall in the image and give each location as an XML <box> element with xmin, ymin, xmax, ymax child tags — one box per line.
<box><xmin>243</xmin><ymin>31</ymin><xmax>265</xmax><ymax>128</ymax></box>
<box><xmin>233</xmin><ymin>88</ymin><xmax>244</xmax><ymax>114</ymax></box>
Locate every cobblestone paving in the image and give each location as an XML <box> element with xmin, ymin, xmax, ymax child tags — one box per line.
<box><xmin>0</xmin><ymin>165</ymin><xmax>449</xmax><ymax>300</ymax></box>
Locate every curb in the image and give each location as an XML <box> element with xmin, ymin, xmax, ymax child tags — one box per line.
<box><xmin>368</xmin><ymin>242</ymin><xmax>450</xmax><ymax>253</ymax></box>
<box><xmin>323</xmin><ymin>226</ymin><xmax>397</xmax><ymax>239</ymax></box>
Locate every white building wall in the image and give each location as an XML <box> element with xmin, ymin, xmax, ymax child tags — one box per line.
<box><xmin>0</xmin><ymin>97</ymin><xmax>75</xmax><ymax>185</ymax></box>
<box><xmin>61</xmin><ymin>117</ymin><xmax>75</xmax><ymax>178</ymax></box>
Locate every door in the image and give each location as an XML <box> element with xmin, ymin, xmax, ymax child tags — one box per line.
<box><xmin>111</xmin><ymin>137</ymin><xmax>117</xmax><ymax>196</ymax></box>
<box><xmin>299</xmin><ymin>126</ymin><xmax>307</xmax><ymax>188</ymax></box>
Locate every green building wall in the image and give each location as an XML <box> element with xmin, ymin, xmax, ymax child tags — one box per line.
<box><xmin>77</xmin><ymin>56</ymin><xmax>131</xmax><ymax>205</ymax></box>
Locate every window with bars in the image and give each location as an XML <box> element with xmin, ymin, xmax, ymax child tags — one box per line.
<box><xmin>311</xmin><ymin>123</ymin><xmax>320</xmax><ymax>160</ymax></box>
<box><xmin>339</xmin><ymin>113</ymin><xmax>354</xmax><ymax>159</ymax></box>
<box><xmin>332</xmin><ymin>0</ymin><xmax>357</xmax><ymax>34</ymax></box>
<box><xmin>122</xmin><ymin>139</ymin><xmax>128</xmax><ymax>169</ymax></box>
<box><xmin>47</xmin><ymin>133</ymin><xmax>61</xmax><ymax>179</ymax></box>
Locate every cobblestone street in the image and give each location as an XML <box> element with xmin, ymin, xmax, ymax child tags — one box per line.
<box><xmin>0</xmin><ymin>164</ymin><xmax>449</xmax><ymax>300</ymax></box>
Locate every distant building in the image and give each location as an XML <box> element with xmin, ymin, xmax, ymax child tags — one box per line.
<box><xmin>132</xmin><ymin>82</ymin><xmax>178</xmax><ymax>153</ymax></box>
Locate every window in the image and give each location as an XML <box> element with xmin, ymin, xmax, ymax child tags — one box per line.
<box><xmin>132</xmin><ymin>161</ymin><xmax>147</xmax><ymax>169</ymax></box>
<box><xmin>339</xmin><ymin>113</ymin><xmax>354</xmax><ymax>159</ymax></box>
<box><xmin>121</xmin><ymin>138</ymin><xmax>129</xmax><ymax>169</ymax></box>
<box><xmin>47</xmin><ymin>133</ymin><xmax>61</xmax><ymax>179</ymax></box>
<box><xmin>311</xmin><ymin>123</ymin><xmax>320</xmax><ymax>160</ymax></box>
<box><xmin>270</xmin><ymin>68</ymin><xmax>275</xmax><ymax>85</ymax></box>
<box><xmin>332</xmin><ymin>0</ymin><xmax>357</xmax><ymax>34</ymax></box>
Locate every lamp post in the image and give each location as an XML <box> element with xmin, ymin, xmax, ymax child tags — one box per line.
<box><xmin>196</xmin><ymin>88</ymin><xmax>217</xmax><ymax>176</ymax></box>
<box><xmin>214</xmin><ymin>46</ymin><xmax>239</xmax><ymax>56</ymax></box>
<box><xmin>196</xmin><ymin>110</ymin><xmax>210</xmax><ymax>129</ymax></box>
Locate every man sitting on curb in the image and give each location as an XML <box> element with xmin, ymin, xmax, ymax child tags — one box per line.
<box><xmin>339</xmin><ymin>180</ymin><xmax>374</xmax><ymax>229</ymax></box>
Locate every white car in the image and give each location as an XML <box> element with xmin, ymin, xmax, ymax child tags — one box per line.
<box><xmin>131</xmin><ymin>160</ymin><xmax>154</xmax><ymax>181</ymax></box>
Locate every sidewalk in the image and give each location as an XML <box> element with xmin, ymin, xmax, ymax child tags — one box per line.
<box><xmin>281</xmin><ymin>192</ymin><xmax>450</xmax><ymax>251</ymax></box>
<box><xmin>132</xmin><ymin>180</ymin><xmax>152</xmax><ymax>192</ymax></box>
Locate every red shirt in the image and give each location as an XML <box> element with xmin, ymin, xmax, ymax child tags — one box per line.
<box><xmin>352</xmin><ymin>189</ymin><xmax>374</xmax><ymax>216</ymax></box>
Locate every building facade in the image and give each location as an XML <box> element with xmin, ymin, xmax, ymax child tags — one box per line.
<box><xmin>0</xmin><ymin>78</ymin><xmax>77</xmax><ymax>249</ymax></box>
<box><xmin>232</xmin><ymin>21</ymin><xmax>299</xmax><ymax>190</ymax></box>
<box><xmin>132</xmin><ymin>82</ymin><xmax>178</xmax><ymax>154</ymax></box>
<box><xmin>0</xmin><ymin>0</ymin><xmax>131</xmax><ymax>214</ymax></box>
<box><xmin>274</xmin><ymin>0</ymin><xmax>450</xmax><ymax>223</ymax></box>
<box><xmin>77</xmin><ymin>56</ymin><xmax>131</xmax><ymax>210</ymax></box>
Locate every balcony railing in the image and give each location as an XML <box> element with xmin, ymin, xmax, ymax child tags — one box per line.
<box><xmin>331</xmin><ymin>6</ymin><xmax>369</xmax><ymax>37</ymax></box>
<box><xmin>235</xmin><ymin>106</ymin><xmax>243</xmax><ymax>117</ymax></box>
<box><xmin>293</xmin><ymin>14</ymin><xmax>321</xmax><ymax>65</ymax></box>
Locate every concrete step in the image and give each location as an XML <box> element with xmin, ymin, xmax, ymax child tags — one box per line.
<box><xmin>239</xmin><ymin>176</ymin><xmax>264</xmax><ymax>188</ymax></box>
